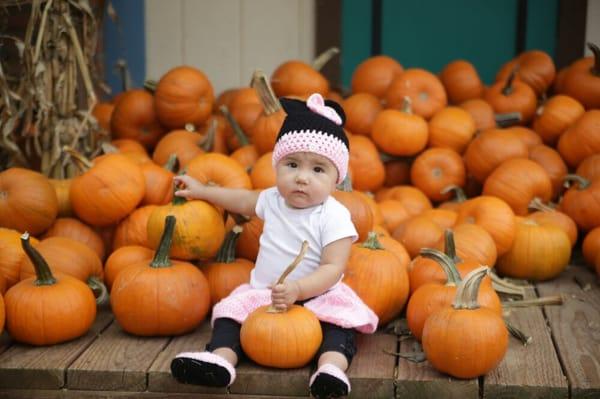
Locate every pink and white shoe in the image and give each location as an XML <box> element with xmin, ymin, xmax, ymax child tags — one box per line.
<box><xmin>170</xmin><ymin>351</ymin><xmax>236</xmax><ymax>388</ymax></box>
<box><xmin>309</xmin><ymin>363</ymin><xmax>351</xmax><ymax>398</ymax></box>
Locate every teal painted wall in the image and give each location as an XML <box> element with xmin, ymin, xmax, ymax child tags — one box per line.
<box><xmin>341</xmin><ymin>0</ymin><xmax>558</xmax><ymax>90</ymax></box>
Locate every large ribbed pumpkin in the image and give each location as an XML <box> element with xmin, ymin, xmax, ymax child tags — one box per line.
<box><xmin>111</xmin><ymin>216</ymin><xmax>210</xmax><ymax>336</ymax></box>
<box><xmin>70</xmin><ymin>153</ymin><xmax>145</xmax><ymax>227</ymax></box>
<box><xmin>0</xmin><ymin>167</ymin><xmax>58</xmax><ymax>235</ymax></box>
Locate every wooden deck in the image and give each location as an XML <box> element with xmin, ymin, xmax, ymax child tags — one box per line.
<box><xmin>0</xmin><ymin>264</ymin><xmax>598</xmax><ymax>399</ymax></box>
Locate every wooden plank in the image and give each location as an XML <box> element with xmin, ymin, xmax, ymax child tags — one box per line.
<box><xmin>0</xmin><ymin>389</ymin><xmax>305</xmax><ymax>399</ymax></box>
<box><xmin>395</xmin><ymin>336</ymin><xmax>479</xmax><ymax>399</ymax></box>
<box><xmin>347</xmin><ymin>332</ymin><xmax>396</xmax><ymax>398</ymax></box>
<box><xmin>0</xmin><ymin>306</ymin><xmax>113</xmax><ymax>390</ymax></box>
<box><xmin>67</xmin><ymin>320</ymin><xmax>170</xmax><ymax>391</ymax></box>
<box><xmin>231</xmin><ymin>359</ymin><xmax>310</xmax><ymax>397</ymax></box>
<box><xmin>147</xmin><ymin>321</ymin><xmax>227</xmax><ymax>395</ymax></box>
<box><xmin>484</xmin><ymin>287</ymin><xmax>569</xmax><ymax>399</ymax></box>
<box><xmin>536</xmin><ymin>265</ymin><xmax>600</xmax><ymax>399</ymax></box>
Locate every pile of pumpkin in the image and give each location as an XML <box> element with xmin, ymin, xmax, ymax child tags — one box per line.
<box><xmin>0</xmin><ymin>42</ymin><xmax>599</xmax><ymax>380</ymax></box>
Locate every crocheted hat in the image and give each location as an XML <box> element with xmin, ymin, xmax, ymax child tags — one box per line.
<box><xmin>272</xmin><ymin>93</ymin><xmax>349</xmax><ymax>184</ymax></box>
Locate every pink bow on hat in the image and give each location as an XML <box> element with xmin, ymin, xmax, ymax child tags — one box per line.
<box><xmin>306</xmin><ymin>93</ymin><xmax>343</xmax><ymax>126</ymax></box>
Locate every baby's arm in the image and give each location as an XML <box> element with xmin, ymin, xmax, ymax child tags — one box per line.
<box><xmin>173</xmin><ymin>174</ymin><xmax>259</xmax><ymax>216</ymax></box>
<box><xmin>271</xmin><ymin>236</ymin><xmax>353</xmax><ymax>310</ymax></box>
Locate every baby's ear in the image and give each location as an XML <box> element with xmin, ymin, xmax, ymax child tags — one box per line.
<box><xmin>324</xmin><ymin>99</ymin><xmax>346</xmax><ymax>126</ymax></box>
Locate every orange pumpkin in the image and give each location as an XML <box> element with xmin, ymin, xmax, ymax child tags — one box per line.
<box><xmin>527</xmin><ymin>208</ymin><xmax>578</xmax><ymax>248</ymax></box>
<box><xmin>42</xmin><ymin>217</ymin><xmax>106</xmax><ymax>261</ymax></box>
<box><xmin>342</xmin><ymin>93</ymin><xmax>382</xmax><ymax>136</ymax></box>
<box><xmin>385</xmin><ymin>69</ymin><xmax>448</xmax><ymax>119</ymax></box>
<box><xmin>5</xmin><ymin>233</ymin><xmax>96</xmax><ymax>345</ymax></box>
<box><xmin>484</xmin><ymin>69</ymin><xmax>537</xmax><ymax>125</ymax></box>
<box><xmin>435</xmin><ymin>223</ymin><xmax>497</xmax><ymax>268</ymax></box>
<box><xmin>332</xmin><ymin>179</ymin><xmax>374</xmax><ymax>243</ymax></box>
<box><xmin>154</xmin><ymin>66</ymin><xmax>215</xmax><ymax>129</ymax></box>
<box><xmin>49</xmin><ymin>178</ymin><xmax>73</xmax><ymax>217</ymax></box>
<box><xmin>496</xmin><ymin>50</ymin><xmax>556</xmax><ymax>96</ymax></box>
<box><xmin>152</xmin><ymin>126</ymin><xmax>204</xmax><ymax>169</ymax></box>
<box><xmin>422</xmin><ymin>267</ymin><xmax>508</xmax><ymax>379</ymax></box>
<box><xmin>351</xmin><ymin>55</ymin><xmax>403</xmax><ymax>98</ymax></box>
<box><xmin>582</xmin><ymin>227</ymin><xmax>600</xmax><ymax>268</ymax></box>
<box><xmin>459</xmin><ymin>98</ymin><xmax>496</xmax><ymax>132</ymax></box>
<box><xmin>249</xmin><ymin>71</ymin><xmax>286</xmax><ymax>155</ymax></box>
<box><xmin>0</xmin><ymin>167</ymin><xmax>58</xmax><ymax>235</ymax></box>
<box><xmin>528</xmin><ymin>144</ymin><xmax>568</xmax><ymax>200</ymax></box>
<box><xmin>372</xmin><ymin>99</ymin><xmax>428</xmax><ymax>157</ymax></box>
<box><xmin>427</xmin><ymin>106</ymin><xmax>476</xmax><ymax>154</ymax></box>
<box><xmin>112</xmin><ymin>205</ymin><xmax>157</xmax><ymax>249</ymax></box>
<box><xmin>0</xmin><ymin>228</ymin><xmax>39</xmax><ymax>289</ymax></box>
<box><xmin>576</xmin><ymin>154</ymin><xmax>600</xmax><ymax>182</ymax></box>
<box><xmin>560</xmin><ymin>174</ymin><xmax>600</xmax><ymax>232</ymax></box>
<box><xmin>111</xmin><ymin>216</ymin><xmax>211</xmax><ymax>336</ymax></box>
<box><xmin>560</xmin><ymin>43</ymin><xmax>600</xmax><ymax>109</ymax></box>
<box><xmin>410</xmin><ymin>147</ymin><xmax>466</xmax><ymax>203</ymax></box>
<box><xmin>104</xmin><ymin>245</ymin><xmax>154</xmax><ymax>291</ymax></box>
<box><xmin>557</xmin><ymin>110</ymin><xmax>600</xmax><ymax>169</ymax></box>
<box><xmin>235</xmin><ymin>216</ymin><xmax>264</xmax><ymax>262</ymax></box>
<box><xmin>250</xmin><ymin>152</ymin><xmax>277</xmax><ymax>190</ymax></box>
<box><xmin>270</xmin><ymin>60</ymin><xmax>329</xmax><ymax>98</ymax></box>
<box><xmin>392</xmin><ymin>214</ymin><xmax>444</xmax><ymax>259</ymax></box>
<box><xmin>439</xmin><ymin>60</ymin><xmax>484</xmax><ymax>104</ymax></box>
<box><xmin>532</xmin><ymin>95</ymin><xmax>585</xmax><ymax>145</ymax></box>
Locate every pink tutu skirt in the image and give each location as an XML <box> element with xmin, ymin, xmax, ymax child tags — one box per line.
<box><xmin>211</xmin><ymin>282</ymin><xmax>379</xmax><ymax>334</ymax></box>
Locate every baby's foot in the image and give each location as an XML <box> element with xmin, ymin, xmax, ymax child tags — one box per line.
<box><xmin>170</xmin><ymin>351</ymin><xmax>236</xmax><ymax>387</ymax></box>
<box><xmin>309</xmin><ymin>363</ymin><xmax>351</xmax><ymax>398</ymax></box>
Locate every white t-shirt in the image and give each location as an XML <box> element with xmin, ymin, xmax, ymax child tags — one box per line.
<box><xmin>250</xmin><ymin>187</ymin><xmax>358</xmax><ymax>289</ymax></box>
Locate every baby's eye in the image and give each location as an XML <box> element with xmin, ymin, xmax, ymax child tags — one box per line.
<box><xmin>313</xmin><ymin>166</ymin><xmax>324</xmax><ymax>173</ymax></box>
<box><xmin>287</xmin><ymin>161</ymin><xmax>298</xmax><ymax>168</ymax></box>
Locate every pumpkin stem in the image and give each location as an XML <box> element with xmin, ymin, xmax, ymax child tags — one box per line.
<box><xmin>442</xmin><ymin>229</ymin><xmax>462</xmax><ymax>264</ymax></box>
<box><xmin>563</xmin><ymin>173</ymin><xmax>590</xmax><ymax>190</ymax></box>
<box><xmin>198</xmin><ymin>119</ymin><xmax>217</xmax><ymax>152</ymax></box>
<box><xmin>588</xmin><ymin>42</ymin><xmax>600</xmax><ymax>76</ymax></box>
<box><xmin>100</xmin><ymin>142</ymin><xmax>119</xmax><ymax>154</ymax></box>
<box><xmin>312</xmin><ymin>46</ymin><xmax>340</xmax><ymax>71</ymax></box>
<box><xmin>505</xmin><ymin>320</ymin><xmax>533</xmax><ymax>346</ymax></box>
<box><xmin>150</xmin><ymin>215</ymin><xmax>176</xmax><ymax>268</ymax></box>
<box><xmin>502</xmin><ymin>295</ymin><xmax>563</xmax><ymax>308</ymax></box>
<box><xmin>215</xmin><ymin>225</ymin><xmax>243</xmax><ymax>263</ymax></box>
<box><xmin>452</xmin><ymin>266</ymin><xmax>489</xmax><ymax>310</ymax></box>
<box><xmin>495</xmin><ymin>112</ymin><xmax>522</xmax><ymax>128</ymax></box>
<box><xmin>220</xmin><ymin>105</ymin><xmax>250</xmax><ymax>146</ymax></box>
<box><xmin>336</xmin><ymin>175</ymin><xmax>354</xmax><ymax>192</ymax></box>
<box><xmin>251</xmin><ymin>69</ymin><xmax>281</xmax><ymax>115</ymax></box>
<box><xmin>440</xmin><ymin>185</ymin><xmax>467</xmax><ymax>204</ymax></box>
<box><xmin>419</xmin><ymin>247</ymin><xmax>462</xmax><ymax>286</ymax></box>
<box><xmin>267</xmin><ymin>240</ymin><xmax>309</xmax><ymax>313</ymax></box>
<box><xmin>144</xmin><ymin>79</ymin><xmax>157</xmax><ymax>93</ymax></box>
<box><xmin>87</xmin><ymin>276</ymin><xmax>109</xmax><ymax>305</ymax></box>
<box><xmin>163</xmin><ymin>153</ymin><xmax>179</xmax><ymax>173</ymax></box>
<box><xmin>62</xmin><ymin>145</ymin><xmax>93</xmax><ymax>171</ymax></box>
<box><xmin>490</xmin><ymin>271</ymin><xmax>527</xmax><ymax>297</ymax></box>
<box><xmin>116</xmin><ymin>58</ymin><xmax>131</xmax><ymax>92</ymax></box>
<box><xmin>20</xmin><ymin>232</ymin><xmax>57</xmax><ymax>286</ymax></box>
<box><xmin>501</xmin><ymin>67</ymin><xmax>518</xmax><ymax>96</ymax></box>
<box><xmin>361</xmin><ymin>231</ymin><xmax>385</xmax><ymax>250</ymax></box>
<box><xmin>528</xmin><ymin>197</ymin><xmax>557</xmax><ymax>212</ymax></box>
<box><xmin>401</xmin><ymin>96</ymin><xmax>413</xmax><ymax>114</ymax></box>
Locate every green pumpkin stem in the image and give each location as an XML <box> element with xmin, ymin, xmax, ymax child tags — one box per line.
<box><xmin>220</xmin><ymin>105</ymin><xmax>250</xmax><ymax>146</ymax></box>
<box><xmin>215</xmin><ymin>225</ymin><xmax>243</xmax><ymax>263</ymax></box>
<box><xmin>361</xmin><ymin>231</ymin><xmax>384</xmax><ymax>250</ymax></box>
<box><xmin>452</xmin><ymin>266</ymin><xmax>490</xmax><ymax>310</ymax></box>
<box><xmin>251</xmin><ymin>69</ymin><xmax>281</xmax><ymax>114</ymax></box>
<box><xmin>87</xmin><ymin>276</ymin><xmax>109</xmax><ymax>305</ymax></box>
<box><xmin>443</xmin><ymin>229</ymin><xmax>462</xmax><ymax>264</ymax></box>
<box><xmin>312</xmin><ymin>46</ymin><xmax>340</xmax><ymax>71</ymax></box>
<box><xmin>150</xmin><ymin>215</ymin><xmax>176</xmax><ymax>268</ymax></box>
<box><xmin>199</xmin><ymin>119</ymin><xmax>217</xmax><ymax>152</ymax></box>
<box><xmin>501</xmin><ymin>67</ymin><xmax>518</xmax><ymax>96</ymax></box>
<box><xmin>419</xmin><ymin>247</ymin><xmax>462</xmax><ymax>286</ymax></box>
<box><xmin>440</xmin><ymin>185</ymin><xmax>467</xmax><ymax>203</ymax></box>
<box><xmin>20</xmin><ymin>232</ymin><xmax>56</xmax><ymax>286</ymax></box>
<box><xmin>588</xmin><ymin>42</ymin><xmax>600</xmax><ymax>76</ymax></box>
<box><xmin>563</xmin><ymin>173</ymin><xmax>590</xmax><ymax>190</ymax></box>
<box><xmin>163</xmin><ymin>153</ymin><xmax>179</xmax><ymax>173</ymax></box>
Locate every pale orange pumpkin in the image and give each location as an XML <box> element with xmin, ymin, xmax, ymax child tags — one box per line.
<box><xmin>439</xmin><ymin>60</ymin><xmax>484</xmax><ymax>104</ymax></box>
<box><xmin>427</xmin><ymin>106</ymin><xmax>476</xmax><ymax>154</ymax></box>
<box><xmin>351</xmin><ymin>55</ymin><xmax>404</xmax><ymax>98</ymax></box>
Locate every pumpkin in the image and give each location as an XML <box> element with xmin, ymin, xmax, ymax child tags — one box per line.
<box><xmin>377</xmin><ymin>199</ymin><xmax>410</xmax><ymax>234</ymax></box>
<box><xmin>439</xmin><ymin>60</ymin><xmax>484</xmax><ymax>104</ymax></box>
<box><xmin>69</xmin><ymin>153</ymin><xmax>145</xmax><ymax>227</ymax></box>
<box><xmin>582</xmin><ymin>227</ymin><xmax>600</xmax><ymax>268</ymax></box>
<box><xmin>49</xmin><ymin>178</ymin><xmax>73</xmax><ymax>217</ymax></box>
<box><xmin>496</xmin><ymin>50</ymin><xmax>556</xmax><ymax>96</ymax></box>
<box><xmin>576</xmin><ymin>154</ymin><xmax>600</xmax><ymax>182</ymax></box>
<box><xmin>270</xmin><ymin>60</ymin><xmax>329</xmax><ymax>98</ymax></box>
<box><xmin>186</xmin><ymin>152</ymin><xmax>253</xmax><ymax>192</ymax></box>
<box><xmin>463</xmin><ymin>128</ymin><xmax>529</xmax><ymax>184</ymax></box>
<box><xmin>110</xmin><ymin>89</ymin><xmax>166</xmax><ymax>149</ymax></box>
<box><xmin>152</xmin><ymin>126</ymin><xmax>205</xmax><ymax>169</ymax></box>
<box><xmin>111</xmin><ymin>216</ymin><xmax>211</xmax><ymax>336</ymax></box>
<box><xmin>560</xmin><ymin>174</ymin><xmax>600</xmax><ymax>232</ymax></box>
<box><xmin>343</xmin><ymin>232</ymin><xmax>410</xmax><ymax>325</ymax></box>
<box><xmin>0</xmin><ymin>167</ymin><xmax>58</xmax><ymax>235</ymax></box>
<box><xmin>459</xmin><ymin>98</ymin><xmax>496</xmax><ymax>132</ymax></box>
<box><xmin>202</xmin><ymin>226</ymin><xmax>254</xmax><ymax>306</ymax></box>
<box><xmin>506</xmin><ymin>126</ymin><xmax>542</xmax><ymax>149</ymax></box>
<box><xmin>422</xmin><ymin>267</ymin><xmax>508</xmax><ymax>379</ymax></box>
<box><xmin>348</xmin><ymin>134</ymin><xmax>386</xmax><ymax>192</ymax></box>
<box><xmin>455</xmin><ymin>196</ymin><xmax>516</xmax><ymax>256</ymax></box>
<box><xmin>410</xmin><ymin>147</ymin><xmax>466</xmax><ymax>203</ymax></box>
<box><xmin>435</xmin><ymin>223</ymin><xmax>497</xmax><ymax>268</ymax></box>
<box><xmin>560</xmin><ymin>43</ymin><xmax>600</xmax><ymax>109</ymax></box>
<box><xmin>19</xmin><ymin>236</ymin><xmax>106</xmax><ymax>303</ymax></box>
<box><xmin>0</xmin><ymin>228</ymin><xmax>39</xmax><ymax>289</ymax></box>
<box><xmin>140</xmin><ymin>155</ymin><xmax>177</xmax><ymax>206</ymax></box>
<box><xmin>392</xmin><ymin>214</ymin><xmax>444</xmax><ymax>259</ymax></box>
<box><xmin>484</xmin><ymin>69</ymin><xmax>537</xmax><ymax>125</ymax></box>
<box><xmin>375</xmin><ymin>185</ymin><xmax>432</xmax><ymax>218</ymax></box>
<box><xmin>383</xmin><ymin>159</ymin><xmax>411</xmax><ymax>187</ymax></box>
<box><xmin>146</xmin><ymin>189</ymin><xmax>226</xmax><ymax>261</ymax></box>
<box><xmin>154</xmin><ymin>66</ymin><xmax>215</xmax><ymax>129</ymax></box>
<box><xmin>42</xmin><ymin>217</ymin><xmax>106</xmax><ymax>261</ymax></box>
<box><xmin>104</xmin><ymin>245</ymin><xmax>154</xmax><ymax>291</ymax></box>
<box><xmin>196</xmin><ymin>115</ymin><xmax>230</xmax><ymax>155</ymax></box>
<box><xmin>532</xmin><ymin>95</ymin><xmax>585</xmax><ymax>145</ymax></box>
<box><xmin>240</xmin><ymin>241</ymin><xmax>322</xmax><ymax>368</ymax></box>
<box><xmin>407</xmin><ymin>248</ymin><xmax>501</xmax><ymax>341</ymax></box>
<box><xmin>385</xmin><ymin>69</ymin><xmax>448</xmax><ymax>120</ymax></box>
<box><xmin>427</xmin><ymin>106</ymin><xmax>476</xmax><ymax>154</ymax></box>
<box><xmin>557</xmin><ymin>110</ymin><xmax>600</xmax><ymax>169</ymax></box>
<box><xmin>235</xmin><ymin>215</ymin><xmax>264</xmax><ymax>262</ymax></box>
<box><xmin>250</xmin><ymin>152</ymin><xmax>277</xmax><ymax>189</ymax></box>
<box><xmin>351</xmin><ymin>55</ymin><xmax>404</xmax><ymax>98</ymax></box>
<box><xmin>342</xmin><ymin>93</ymin><xmax>383</xmax><ymax>136</ymax></box>
<box><xmin>112</xmin><ymin>205</ymin><xmax>157</xmax><ymax>249</ymax></box>
<box><xmin>91</xmin><ymin>102</ymin><xmax>114</xmax><ymax>132</ymax></box>
<box><xmin>527</xmin><ymin>207</ymin><xmax>578</xmax><ymax>248</ymax></box>
<box><xmin>332</xmin><ymin>178</ymin><xmax>374</xmax><ymax>242</ymax></box>
<box><xmin>482</xmin><ymin>158</ymin><xmax>552</xmax><ymax>216</ymax></box>
<box><xmin>420</xmin><ymin>208</ymin><xmax>457</xmax><ymax>230</ymax></box>
<box><xmin>5</xmin><ymin>232</ymin><xmax>96</xmax><ymax>345</ymax></box>
<box><xmin>496</xmin><ymin>217</ymin><xmax>571</xmax><ymax>280</ymax></box>
<box><xmin>528</xmin><ymin>144</ymin><xmax>568</xmax><ymax>200</ymax></box>
<box><xmin>0</xmin><ymin>292</ymin><xmax>4</xmax><ymax>334</ymax></box>
<box><xmin>220</xmin><ymin>104</ymin><xmax>260</xmax><ymax>169</ymax></box>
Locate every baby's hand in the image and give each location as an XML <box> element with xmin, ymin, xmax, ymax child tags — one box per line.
<box><xmin>173</xmin><ymin>174</ymin><xmax>204</xmax><ymax>200</ymax></box>
<box><xmin>271</xmin><ymin>281</ymin><xmax>300</xmax><ymax>311</ymax></box>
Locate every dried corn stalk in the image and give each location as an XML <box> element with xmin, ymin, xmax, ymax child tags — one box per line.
<box><xmin>0</xmin><ymin>0</ymin><xmax>109</xmax><ymax>177</ymax></box>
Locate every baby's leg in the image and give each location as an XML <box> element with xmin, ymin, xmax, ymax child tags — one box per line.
<box><xmin>171</xmin><ymin>318</ymin><xmax>242</xmax><ymax>387</ymax></box>
<box><xmin>310</xmin><ymin>322</ymin><xmax>357</xmax><ymax>398</ymax></box>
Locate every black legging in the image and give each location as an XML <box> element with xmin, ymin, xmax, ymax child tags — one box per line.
<box><xmin>206</xmin><ymin>317</ymin><xmax>357</xmax><ymax>365</ymax></box>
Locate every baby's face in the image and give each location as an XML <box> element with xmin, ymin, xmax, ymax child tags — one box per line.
<box><xmin>275</xmin><ymin>152</ymin><xmax>338</xmax><ymax>209</ymax></box>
